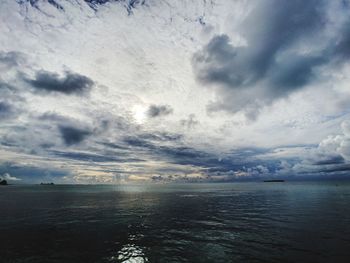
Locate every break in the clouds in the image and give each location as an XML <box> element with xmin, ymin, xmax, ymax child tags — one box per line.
<box><xmin>1</xmin><ymin>0</ymin><xmax>350</xmax><ymax>183</ymax></box>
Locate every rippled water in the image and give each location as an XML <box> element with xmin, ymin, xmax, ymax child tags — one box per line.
<box><xmin>1</xmin><ymin>182</ymin><xmax>350</xmax><ymax>262</ymax></box>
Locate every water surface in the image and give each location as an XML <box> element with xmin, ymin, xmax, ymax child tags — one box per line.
<box><xmin>1</xmin><ymin>182</ymin><xmax>350</xmax><ymax>262</ymax></box>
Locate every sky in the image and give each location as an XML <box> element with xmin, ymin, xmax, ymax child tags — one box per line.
<box><xmin>1</xmin><ymin>0</ymin><xmax>350</xmax><ymax>183</ymax></box>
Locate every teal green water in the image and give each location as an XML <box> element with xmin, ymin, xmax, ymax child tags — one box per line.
<box><xmin>0</xmin><ymin>182</ymin><xmax>350</xmax><ymax>262</ymax></box>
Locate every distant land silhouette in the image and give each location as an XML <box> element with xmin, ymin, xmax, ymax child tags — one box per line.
<box><xmin>0</xmin><ymin>179</ymin><xmax>8</xmax><ymax>185</ymax></box>
<box><xmin>263</xmin><ymin>179</ymin><xmax>285</xmax><ymax>183</ymax></box>
<box><xmin>40</xmin><ymin>182</ymin><xmax>55</xmax><ymax>185</ymax></box>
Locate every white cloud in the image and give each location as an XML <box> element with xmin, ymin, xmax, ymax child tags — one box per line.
<box><xmin>2</xmin><ymin>173</ymin><xmax>21</xmax><ymax>181</ymax></box>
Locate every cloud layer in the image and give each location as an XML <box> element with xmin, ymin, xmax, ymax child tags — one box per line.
<box><xmin>0</xmin><ymin>0</ymin><xmax>350</xmax><ymax>183</ymax></box>
<box><xmin>192</xmin><ymin>0</ymin><xmax>350</xmax><ymax>117</ymax></box>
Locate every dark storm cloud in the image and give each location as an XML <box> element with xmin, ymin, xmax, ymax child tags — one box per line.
<box><xmin>121</xmin><ymin>134</ymin><xmax>265</xmax><ymax>173</ymax></box>
<box><xmin>139</xmin><ymin>132</ymin><xmax>182</xmax><ymax>142</ymax></box>
<box><xmin>0</xmin><ymin>51</ymin><xmax>25</xmax><ymax>70</ymax></box>
<box><xmin>51</xmin><ymin>150</ymin><xmax>143</xmax><ymax>163</ymax></box>
<box><xmin>0</xmin><ymin>83</ymin><xmax>23</xmax><ymax>119</ymax></box>
<box><xmin>26</xmin><ymin>70</ymin><xmax>94</xmax><ymax>95</ymax></box>
<box><xmin>147</xmin><ymin>104</ymin><xmax>173</xmax><ymax>118</ymax></box>
<box><xmin>313</xmin><ymin>155</ymin><xmax>345</xmax><ymax>165</ymax></box>
<box><xmin>333</xmin><ymin>21</ymin><xmax>350</xmax><ymax>59</ymax></box>
<box><xmin>99</xmin><ymin>142</ymin><xmax>129</xmax><ymax>150</ymax></box>
<box><xmin>268</xmin><ymin>55</ymin><xmax>326</xmax><ymax>93</ymax></box>
<box><xmin>192</xmin><ymin>0</ymin><xmax>350</xmax><ymax>115</ymax></box>
<box><xmin>123</xmin><ymin>135</ymin><xmax>199</xmax><ymax>157</ymax></box>
<box><xmin>98</xmin><ymin>131</ymin><xmax>182</xmax><ymax>159</ymax></box>
<box><xmin>318</xmin><ymin>164</ymin><xmax>350</xmax><ymax>173</ymax></box>
<box><xmin>0</xmin><ymin>81</ymin><xmax>15</xmax><ymax>93</ymax></box>
<box><xmin>59</xmin><ymin>126</ymin><xmax>92</xmax><ymax>146</ymax></box>
<box><xmin>0</xmin><ymin>81</ymin><xmax>26</xmax><ymax>121</ymax></box>
<box><xmin>193</xmin><ymin>0</ymin><xmax>325</xmax><ymax>87</ymax></box>
<box><xmin>39</xmin><ymin>112</ymin><xmax>71</xmax><ymax>122</ymax></box>
<box><xmin>124</xmin><ymin>137</ymin><xmax>155</xmax><ymax>148</ymax></box>
<box><xmin>0</xmin><ymin>102</ymin><xmax>12</xmax><ymax>119</ymax></box>
<box><xmin>123</xmin><ymin>132</ymin><xmax>182</xmax><ymax>152</ymax></box>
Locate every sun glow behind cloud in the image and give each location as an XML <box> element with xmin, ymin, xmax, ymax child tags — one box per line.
<box><xmin>132</xmin><ymin>105</ymin><xmax>148</xmax><ymax>124</ymax></box>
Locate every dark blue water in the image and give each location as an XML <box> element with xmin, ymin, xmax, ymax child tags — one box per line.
<box><xmin>1</xmin><ymin>182</ymin><xmax>350</xmax><ymax>262</ymax></box>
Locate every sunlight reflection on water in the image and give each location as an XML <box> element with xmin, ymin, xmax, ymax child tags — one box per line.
<box><xmin>109</xmin><ymin>234</ymin><xmax>148</xmax><ymax>263</ymax></box>
<box><xmin>116</xmin><ymin>245</ymin><xmax>148</xmax><ymax>263</ymax></box>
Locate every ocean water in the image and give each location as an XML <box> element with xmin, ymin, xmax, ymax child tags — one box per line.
<box><xmin>1</xmin><ymin>182</ymin><xmax>350</xmax><ymax>263</ymax></box>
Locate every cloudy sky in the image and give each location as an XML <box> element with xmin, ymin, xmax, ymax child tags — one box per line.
<box><xmin>1</xmin><ymin>0</ymin><xmax>350</xmax><ymax>183</ymax></box>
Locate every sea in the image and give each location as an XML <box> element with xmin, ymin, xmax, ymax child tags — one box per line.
<box><xmin>0</xmin><ymin>182</ymin><xmax>350</xmax><ymax>263</ymax></box>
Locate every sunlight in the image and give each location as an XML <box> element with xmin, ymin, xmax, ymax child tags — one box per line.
<box><xmin>132</xmin><ymin>105</ymin><xmax>147</xmax><ymax>124</ymax></box>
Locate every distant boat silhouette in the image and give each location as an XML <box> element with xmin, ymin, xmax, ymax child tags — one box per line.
<box><xmin>263</xmin><ymin>179</ymin><xmax>285</xmax><ymax>182</ymax></box>
<box><xmin>40</xmin><ymin>182</ymin><xmax>55</xmax><ymax>185</ymax></box>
